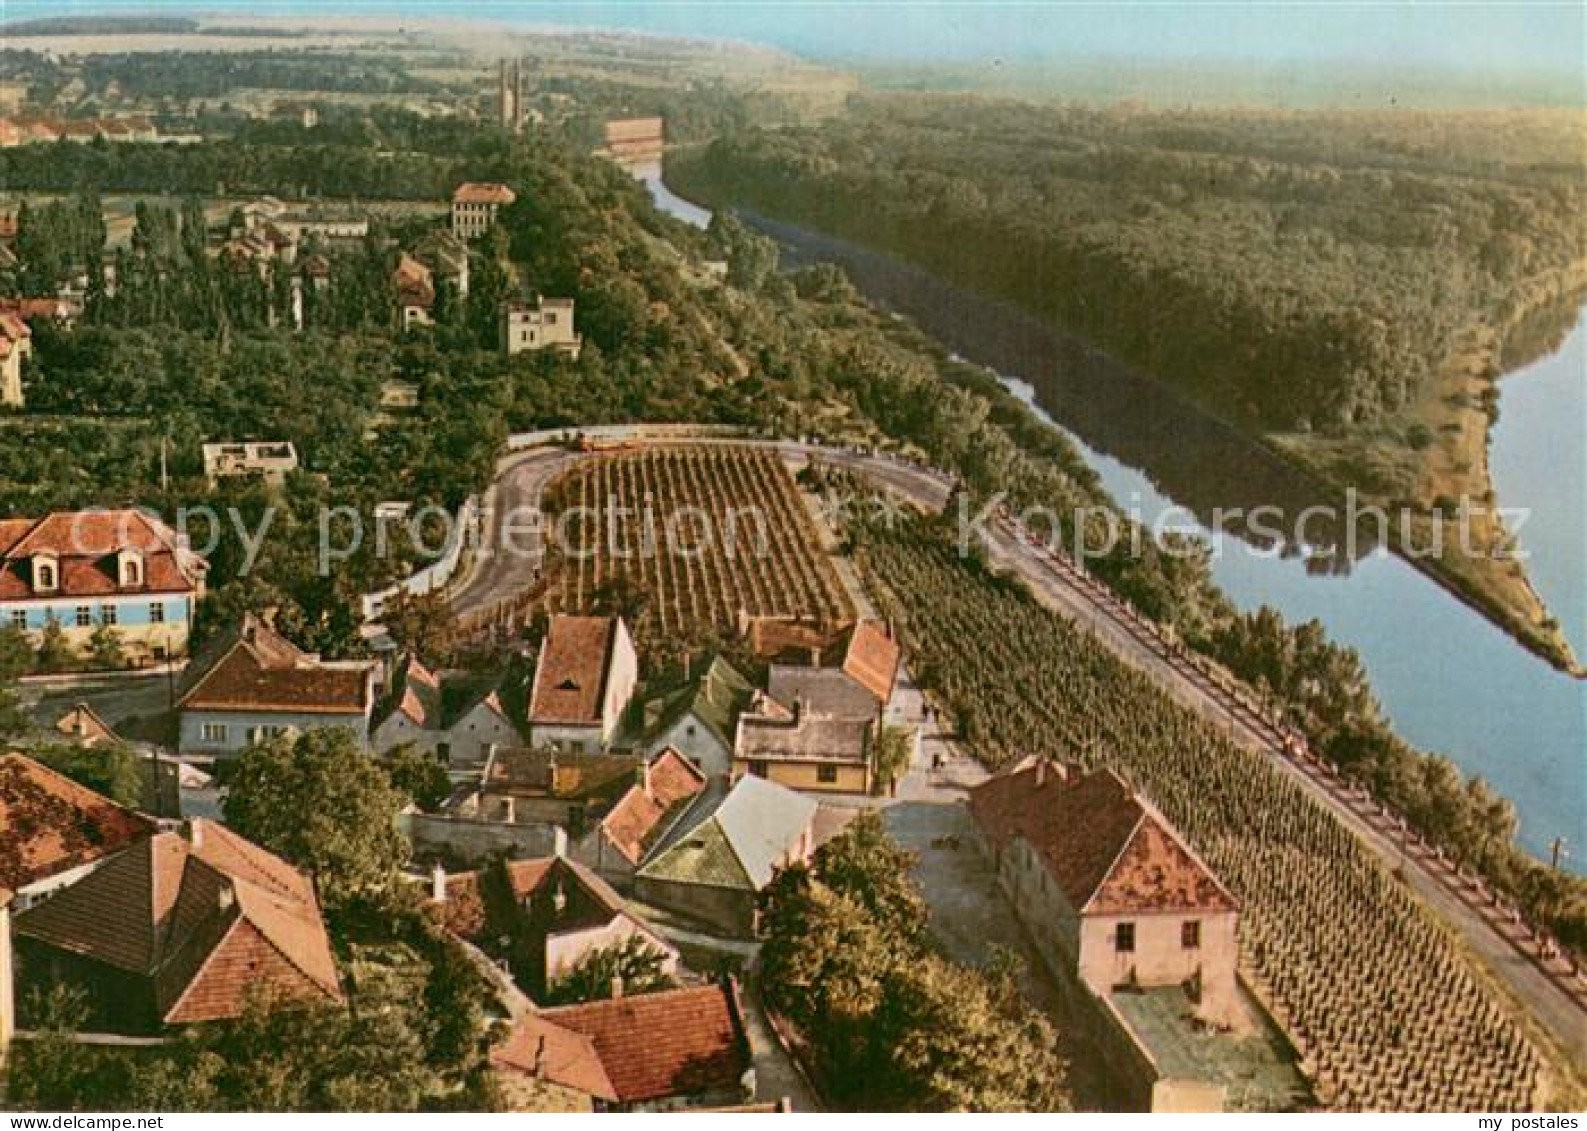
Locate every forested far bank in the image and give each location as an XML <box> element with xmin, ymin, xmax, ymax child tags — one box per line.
<box><xmin>667</xmin><ymin>96</ymin><xmax>1587</xmax><ymax>671</ymax></box>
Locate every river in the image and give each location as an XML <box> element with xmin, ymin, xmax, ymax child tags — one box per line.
<box><xmin>643</xmin><ymin>172</ymin><xmax>1586</xmax><ymax>867</ymax></box>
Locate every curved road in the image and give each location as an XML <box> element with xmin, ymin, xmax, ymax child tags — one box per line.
<box><xmin>448</xmin><ymin>434</ymin><xmax>1585</xmax><ymax>1066</ymax></box>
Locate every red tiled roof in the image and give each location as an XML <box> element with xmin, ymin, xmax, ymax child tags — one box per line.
<box><xmin>15</xmin><ymin>819</ymin><xmax>340</xmax><ymax>1025</ymax></box>
<box><xmin>393</xmin><ymin>252</ymin><xmax>435</xmax><ymax>308</ymax></box>
<box><xmin>492</xmin><ymin>1014</ymin><xmax>618</xmax><ymax>1102</ymax></box>
<box><xmin>840</xmin><ymin>620</ymin><xmax>900</xmax><ymax>704</ymax></box>
<box><xmin>529</xmin><ymin>616</ymin><xmax>619</xmax><ymax>726</ymax></box>
<box><xmin>178</xmin><ymin>613</ymin><xmax>372</xmax><ymax>715</ymax></box>
<box><xmin>452</xmin><ymin>182</ymin><xmax>516</xmax><ymax>205</ymax></box>
<box><xmin>54</xmin><ymin>702</ymin><xmax>119</xmax><ymax>747</ymax></box>
<box><xmin>968</xmin><ymin>761</ymin><xmax>1238</xmax><ymax>917</ymax></box>
<box><xmin>0</xmin><ymin>753</ymin><xmax>154</xmax><ymax>892</ymax></box>
<box><xmin>598</xmin><ymin>748</ymin><xmax>707</xmax><ymax>865</ymax></box>
<box><xmin>538</xmin><ymin>983</ymin><xmax>750</xmax><ymax>1105</ymax></box>
<box><xmin>438</xmin><ymin>855</ymin><xmax>626</xmax><ymax>942</ymax></box>
<box><xmin>0</xmin><ymin>298</ymin><xmax>70</xmax><ymax>323</ymax></box>
<box><xmin>0</xmin><ymin>509</ymin><xmax>203</xmax><ymax>602</ymax></box>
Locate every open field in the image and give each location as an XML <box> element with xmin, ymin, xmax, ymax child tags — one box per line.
<box><xmin>534</xmin><ymin>445</ymin><xmax>853</xmax><ymax>645</ymax></box>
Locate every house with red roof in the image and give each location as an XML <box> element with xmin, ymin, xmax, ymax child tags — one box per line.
<box><xmin>430</xmin><ymin>853</ymin><xmax>677</xmax><ymax>1001</ymax></box>
<box><xmin>490</xmin><ymin>982</ymin><xmax>754</xmax><ymax>1112</ymax></box>
<box><xmin>0</xmin><ymin>509</ymin><xmax>207</xmax><ymax>665</ymax></box>
<box><xmin>528</xmin><ymin>615</ymin><xmax>639</xmax><ymax>753</ymax></box>
<box><xmin>176</xmin><ymin>613</ymin><xmax>378</xmax><ymax>759</ymax></box>
<box><xmin>0</xmin><ymin>753</ymin><xmax>155</xmax><ymax>909</ymax></box>
<box><xmin>393</xmin><ymin>251</ymin><xmax>436</xmax><ymax>332</ymax></box>
<box><xmin>968</xmin><ymin>758</ymin><xmax>1241</xmax><ymax>1028</ymax></box>
<box><xmin>13</xmin><ymin>818</ymin><xmax>341</xmax><ymax>1035</ymax></box>
<box><xmin>370</xmin><ymin>654</ymin><xmax>524</xmax><ymax>773</ymax></box>
<box><xmin>451</xmin><ymin>181</ymin><xmax>516</xmax><ymax>240</ymax></box>
<box><xmin>572</xmin><ymin>747</ymin><xmax>708</xmax><ymax>883</ymax></box>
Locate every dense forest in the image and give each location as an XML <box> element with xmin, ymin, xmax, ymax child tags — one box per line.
<box><xmin>673</xmin><ymin>97</ymin><xmax>1587</xmax><ymax>436</ymax></box>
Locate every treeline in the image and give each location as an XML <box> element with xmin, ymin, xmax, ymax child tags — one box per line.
<box><xmin>670</xmin><ymin>97</ymin><xmax>1586</xmax><ymax>435</ymax></box>
<box><xmin>759</xmin><ymin>812</ymin><xmax>1070</xmax><ymax>1111</ymax></box>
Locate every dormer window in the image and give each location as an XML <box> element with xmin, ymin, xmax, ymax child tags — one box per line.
<box><xmin>118</xmin><ymin>549</ymin><xmax>144</xmax><ymax>588</ymax></box>
<box><xmin>32</xmin><ymin>553</ymin><xmax>58</xmax><ymax>594</ymax></box>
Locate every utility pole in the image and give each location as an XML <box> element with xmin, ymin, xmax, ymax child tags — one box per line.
<box><xmin>1551</xmin><ymin>836</ymin><xmax>1569</xmax><ymax>871</ymax></box>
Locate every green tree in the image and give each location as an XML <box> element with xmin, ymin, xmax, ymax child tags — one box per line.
<box><xmin>872</xmin><ymin>724</ymin><xmax>914</xmax><ymax>797</ymax></box>
<box><xmin>383</xmin><ymin>742</ymin><xmax>452</xmax><ymax>811</ymax></box>
<box><xmin>87</xmin><ymin>623</ymin><xmax>127</xmax><ymax>671</ymax></box>
<box><xmin>811</xmin><ymin>808</ymin><xmax>927</xmax><ymax>941</ymax></box>
<box><xmin>223</xmin><ymin>728</ymin><xmax>408</xmax><ymax>901</ymax></box>
<box><xmin>35</xmin><ymin>615</ymin><xmax>74</xmax><ymax>672</ymax></box>
<box><xmin>0</xmin><ymin>621</ymin><xmax>33</xmax><ymax>680</ymax></box>
<box><xmin>544</xmin><ymin>935</ymin><xmax>676</xmax><ymax>1005</ymax></box>
<box><xmin>30</xmin><ymin>742</ymin><xmax>146</xmax><ymax>808</ymax></box>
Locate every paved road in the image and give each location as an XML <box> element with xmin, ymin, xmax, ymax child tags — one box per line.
<box><xmin>448</xmin><ymin>435</ymin><xmax>1586</xmax><ymax>1065</ymax></box>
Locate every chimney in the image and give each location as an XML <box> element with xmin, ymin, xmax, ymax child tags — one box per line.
<box><xmin>188</xmin><ymin>818</ymin><xmax>203</xmax><ymax>848</ymax></box>
<box><xmin>610</xmin><ymin>975</ymin><xmax>624</xmax><ymax>1000</ymax></box>
<box><xmin>1034</xmin><ymin>760</ymin><xmax>1046</xmax><ymax>787</ymax></box>
<box><xmin>431</xmin><ymin>861</ymin><xmax>447</xmax><ymax>903</ymax></box>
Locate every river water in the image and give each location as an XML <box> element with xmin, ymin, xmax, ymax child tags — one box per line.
<box><xmin>644</xmin><ymin>172</ymin><xmax>1586</xmax><ymax>867</ymax></box>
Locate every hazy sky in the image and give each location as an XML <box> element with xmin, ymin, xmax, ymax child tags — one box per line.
<box><xmin>11</xmin><ymin>2</ymin><xmax>1586</xmax><ymax>79</ymax></box>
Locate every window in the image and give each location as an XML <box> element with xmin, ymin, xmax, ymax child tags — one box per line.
<box><xmin>9</xmin><ymin>610</ymin><xmax>25</xmax><ymax>630</ymax></box>
<box><xmin>749</xmin><ymin>760</ymin><xmax>768</xmax><ymax>778</ymax></box>
<box><xmin>149</xmin><ymin>601</ymin><xmax>165</xmax><ymax>624</ymax></box>
<box><xmin>1115</xmin><ymin>923</ymin><xmax>1136</xmax><ymax>953</ymax></box>
<box><xmin>99</xmin><ymin>605</ymin><xmax>118</xmax><ymax>626</ymax></box>
<box><xmin>817</xmin><ymin>765</ymin><xmax>838</xmax><ymax>784</ymax></box>
<box><xmin>201</xmin><ymin>723</ymin><xmax>229</xmax><ymax>743</ymax></box>
<box><xmin>122</xmin><ymin>560</ymin><xmax>142</xmax><ymax>586</ymax></box>
<box><xmin>1182</xmin><ymin>921</ymin><xmax>1201</xmax><ymax>950</ymax></box>
<box><xmin>75</xmin><ymin>605</ymin><xmax>93</xmax><ymax>627</ymax></box>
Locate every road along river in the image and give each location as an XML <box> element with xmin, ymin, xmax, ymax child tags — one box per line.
<box><xmin>642</xmin><ymin>172</ymin><xmax>1585</xmax><ymax>871</ymax></box>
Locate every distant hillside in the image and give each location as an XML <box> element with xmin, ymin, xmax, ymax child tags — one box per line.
<box><xmin>3</xmin><ymin>16</ymin><xmax>200</xmax><ymax>37</ymax></box>
<box><xmin>850</xmin><ymin>57</ymin><xmax>1584</xmax><ymax>111</ymax></box>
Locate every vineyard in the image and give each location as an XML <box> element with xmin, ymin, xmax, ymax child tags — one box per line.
<box><xmin>858</xmin><ymin>519</ymin><xmax>1553</xmax><ymax>1112</ymax></box>
<box><xmin>535</xmin><ymin>446</ymin><xmax>853</xmax><ymax>644</ymax></box>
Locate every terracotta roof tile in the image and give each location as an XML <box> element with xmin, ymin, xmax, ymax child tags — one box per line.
<box><xmin>179</xmin><ymin>613</ymin><xmax>373</xmax><ymax>715</ymax></box>
<box><xmin>0</xmin><ymin>509</ymin><xmax>203</xmax><ymax>602</ymax></box>
<box><xmin>539</xmin><ymin>983</ymin><xmax>750</xmax><ymax>1105</ymax></box>
<box><xmin>53</xmin><ymin>702</ymin><xmax>120</xmax><ymax>747</ymax></box>
<box><xmin>15</xmin><ymin>819</ymin><xmax>340</xmax><ymax>1025</ymax></box>
<box><xmin>482</xmin><ymin>747</ymin><xmax>638</xmax><ymax>803</ymax></box>
<box><xmin>492</xmin><ymin>1014</ymin><xmax>618</xmax><ymax>1102</ymax></box>
<box><xmin>969</xmin><ymin>761</ymin><xmax>1237</xmax><ymax>916</ymax></box>
<box><xmin>529</xmin><ymin>616</ymin><xmax>619</xmax><ymax>726</ymax></box>
<box><xmin>453</xmin><ymin>182</ymin><xmax>516</xmax><ymax>205</ymax></box>
<box><xmin>598</xmin><ymin>749</ymin><xmax>707</xmax><ymax>865</ymax></box>
<box><xmin>0</xmin><ymin>753</ymin><xmax>154</xmax><ymax>891</ymax></box>
<box><xmin>839</xmin><ymin>620</ymin><xmax>901</xmax><ymax>704</ymax></box>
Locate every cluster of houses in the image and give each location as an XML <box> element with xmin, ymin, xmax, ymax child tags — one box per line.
<box><xmin>0</xmin><ymin>501</ymin><xmax>1260</xmax><ymax>1111</ymax></box>
<box><xmin>392</xmin><ymin>180</ymin><xmax>582</xmax><ymax>358</ymax></box>
<box><xmin>0</xmin><ymin>115</ymin><xmax>162</xmax><ymax>147</ymax></box>
<box><xmin>0</xmin><ymin>752</ymin><xmax>760</xmax><ymax>1111</ymax></box>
